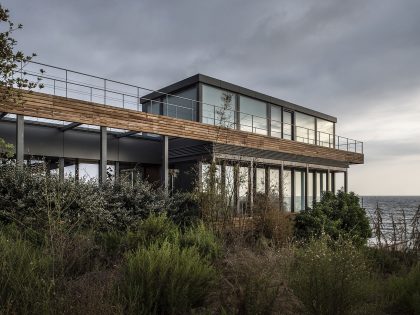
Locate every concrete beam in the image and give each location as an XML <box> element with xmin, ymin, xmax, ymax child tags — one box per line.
<box><xmin>16</xmin><ymin>114</ymin><xmax>24</xmax><ymax>166</ymax></box>
<box><xmin>99</xmin><ymin>126</ymin><xmax>107</xmax><ymax>184</ymax></box>
<box><xmin>60</xmin><ymin>122</ymin><xmax>82</xmax><ymax>132</ymax></box>
<box><xmin>161</xmin><ymin>135</ymin><xmax>169</xmax><ymax>194</ymax></box>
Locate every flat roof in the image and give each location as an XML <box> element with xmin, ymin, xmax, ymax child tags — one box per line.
<box><xmin>141</xmin><ymin>74</ymin><xmax>337</xmax><ymax>123</ymax></box>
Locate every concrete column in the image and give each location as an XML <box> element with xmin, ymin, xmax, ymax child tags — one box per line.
<box><xmin>248</xmin><ymin>160</ymin><xmax>254</xmax><ymax>212</ymax></box>
<box><xmin>279</xmin><ymin>163</ymin><xmax>284</xmax><ymax>210</ymax></box>
<box><xmin>115</xmin><ymin>161</ymin><xmax>120</xmax><ymax>183</ymax></box>
<box><xmin>99</xmin><ymin>126</ymin><xmax>108</xmax><ymax>184</ymax></box>
<box><xmin>59</xmin><ymin>157</ymin><xmax>64</xmax><ymax>182</ymax></box>
<box><xmin>326</xmin><ymin>169</ymin><xmax>330</xmax><ymax>192</ymax></box>
<box><xmin>344</xmin><ymin>170</ymin><xmax>348</xmax><ymax>193</ymax></box>
<box><xmin>16</xmin><ymin>114</ymin><xmax>24</xmax><ymax>166</ymax></box>
<box><xmin>331</xmin><ymin>172</ymin><xmax>336</xmax><ymax>194</ymax></box>
<box><xmin>305</xmin><ymin>166</ymin><xmax>309</xmax><ymax>209</ymax></box>
<box><xmin>161</xmin><ymin>135</ymin><xmax>169</xmax><ymax>194</ymax></box>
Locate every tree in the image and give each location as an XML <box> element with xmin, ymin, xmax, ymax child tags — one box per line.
<box><xmin>294</xmin><ymin>191</ymin><xmax>372</xmax><ymax>245</ymax></box>
<box><xmin>0</xmin><ymin>5</ymin><xmax>43</xmax><ymax>160</ymax></box>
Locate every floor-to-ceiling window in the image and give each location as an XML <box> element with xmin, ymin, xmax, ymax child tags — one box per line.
<box><xmin>294</xmin><ymin>169</ymin><xmax>306</xmax><ymax>211</ymax></box>
<box><xmin>283</xmin><ymin>169</ymin><xmax>292</xmax><ymax>211</ymax></box>
<box><xmin>239</xmin><ymin>96</ymin><xmax>267</xmax><ymax>135</ymax></box>
<box><xmin>256</xmin><ymin>167</ymin><xmax>266</xmax><ymax>195</ymax></box>
<box><xmin>295</xmin><ymin>112</ymin><xmax>315</xmax><ymax>144</ymax></box>
<box><xmin>271</xmin><ymin>105</ymin><xmax>282</xmax><ymax>138</ymax></box>
<box><xmin>316</xmin><ymin>171</ymin><xmax>327</xmax><ymax>202</ymax></box>
<box><xmin>317</xmin><ymin>118</ymin><xmax>334</xmax><ymax>148</ymax></box>
<box><xmin>166</xmin><ymin>86</ymin><xmax>198</xmax><ymax>121</ymax></box>
<box><xmin>307</xmin><ymin>171</ymin><xmax>314</xmax><ymax>209</ymax></box>
<box><xmin>202</xmin><ymin>85</ymin><xmax>236</xmax><ymax>128</ymax></box>
<box><xmin>283</xmin><ymin>110</ymin><xmax>293</xmax><ymax>140</ymax></box>
<box><xmin>238</xmin><ymin>166</ymin><xmax>249</xmax><ymax>214</ymax></box>
<box><xmin>269</xmin><ymin>168</ymin><xmax>280</xmax><ymax>208</ymax></box>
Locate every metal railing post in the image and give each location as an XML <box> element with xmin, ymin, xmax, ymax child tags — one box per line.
<box><xmin>53</xmin><ymin>79</ymin><xmax>56</xmax><ymax>95</ymax></box>
<box><xmin>65</xmin><ymin>70</ymin><xmax>68</xmax><ymax>98</ymax></box>
<box><xmin>213</xmin><ymin>106</ymin><xmax>216</xmax><ymax>125</ymax></box>
<box><xmin>122</xmin><ymin>94</ymin><xmax>125</xmax><ymax>109</ymax></box>
<box><xmin>104</xmin><ymin>79</ymin><xmax>107</xmax><ymax>105</ymax></box>
<box><xmin>251</xmin><ymin>115</ymin><xmax>254</xmax><ymax>133</ymax></box>
<box><xmin>137</xmin><ymin>87</ymin><xmax>140</xmax><ymax>111</ymax></box>
<box><xmin>90</xmin><ymin>87</ymin><xmax>93</xmax><ymax>102</ymax></box>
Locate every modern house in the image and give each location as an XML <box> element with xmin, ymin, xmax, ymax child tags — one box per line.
<box><xmin>0</xmin><ymin>62</ymin><xmax>363</xmax><ymax>213</ymax></box>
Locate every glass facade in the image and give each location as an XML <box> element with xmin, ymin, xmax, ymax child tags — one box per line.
<box><xmin>307</xmin><ymin>172</ymin><xmax>314</xmax><ymax>209</ymax></box>
<box><xmin>166</xmin><ymin>86</ymin><xmax>198</xmax><ymax>121</ymax></box>
<box><xmin>238</xmin><ymin>166</ymin><xmax>249</xmax><ymax>214</ymax></box>
<box><xmin>256</xmin><ymin>167</ymin><xmax>266</xmax><ymax>194</ymax></box>
<box><xmin>239</xmin><ymin>96</ymin><xmax>267</xmax><ymax>135</ymax></box>
<box><xmin>269</xmin><ymin>168</ymin><xmax>280</xmax><ymax>208</ymax></box>
<box><xmin>202</xmin><ymin>85</ymin><xmax>236</xmax><ymax>128</ymax></box>
<box><xmin>316</xmin><ymin>172</ymin><xmax>327</xmax><ymax>202</ymax></box>
<box><xmin>271</xmin><ymin>105</ymin><xmax>282</xmax><ymax>138</ymax></box>
<box><xmin>283</xmin><ymin>169</ymin><xmax>292</xmax><ymax>211</ymax></box>
<box><xmin>295</xmin><ymin>112</ymin><xmax>315</xmax><ymax>144</ymax></box>
<box><xmin>283</xmin><ymin>110</ymin><xmax>293</xmax><ymax>140</ymax></box>
<box><xmin>317</xmin><ymin>118</ymin><xmax>334</xmax><ymax>148</ymax></box>
<box><xmin>294</xmin><ymin>170</ymin><xmax>306</xmax><ymax>211</ymax></box>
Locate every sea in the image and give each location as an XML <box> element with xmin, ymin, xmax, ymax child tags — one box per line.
<box><xmin>359</xmin><ymin>196</ymin><xmax>420</xmax><ymax>246</ymax></box>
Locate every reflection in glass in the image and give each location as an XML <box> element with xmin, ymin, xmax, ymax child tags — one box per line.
<box><xmin>256</xmin><ymin>167</ymin><xmax>266</xmax><ymax>194</ymax></box>
<box><xmin>238</xmin><ymin>166</ymin><xmax>249</xmax><ymax>214</ymax></box>
<box><xmin>271</xmin><ymin>105</ymin><xmax>282</xmax><ymax>138</ymax></box>
<box><xmin>269</xmin><ymin>168</ymin><xmax>280</xmax><ymax>208</ymax></box>
<box><xmin>294</xmin><ymin>170</ymin><xmax>306</xmax><ymax>211</ymax></box>
<box><xmin>166</xmin><ymin>86</ymin><xmax>198</xmax><ymax>121</ymax></box>
<box><xmin>283</xmin><ymin>169</ymin><xmax>292</xmax><ymax>211</ymax></box>
<box><xmin>202</xmin><ymin>85</ymin><xmax>236</xmax><ymax>128</ymax></box>
<box><xmin>317</xmin><ymin>119</ymin><xmax>334</xmax><ymax>148</ymax></box>
<box><xmin>295</xmin><ymin>112</ymin><xmax>315</xmax><ymax>144</ymax></box>
<box><xmin>283</xmin><ymin>110</ymin><xmax>293</xmax><ymax>140</ymax></box>
<box><xmin>225</xmin><ymin>165</ymin><xmax>235</xmax><ymax>206</ymax></box>
<box><xmin>240</xmin><ymin>96</ymin><xmax>267</xmax><ymax>135</ymax></box>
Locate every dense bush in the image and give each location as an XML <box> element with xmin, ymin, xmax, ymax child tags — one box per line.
<box><xmin>294</xmin><ymin>191</ymin><xmax>371</xmax><ymax>245</ymax></box>
<box><xmin>0</xmin><ymin>229</ymin><xmax>52</xmax><ymax>314</ymax></box>
<box><xmin>117</xmin><ymin>241</ymin><xmax>216</xmax><ymax>315</ymax></box>
<box><xmin>384</xmin><ymin>262</ymin><xmax>420</xmax><ymax>315</ymax></box>
<box><xmin>290</xmin><ymin>235</ymin><xmax>379</xmax><ymax>315</ymax></box>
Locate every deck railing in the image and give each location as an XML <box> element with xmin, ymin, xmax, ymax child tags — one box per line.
<box><xmin>16</xmin><ymin>61</ymin><xmax>363</xmax><ymax>154</ymax></box>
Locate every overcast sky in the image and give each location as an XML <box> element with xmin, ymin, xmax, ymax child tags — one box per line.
<box><xmin>4</xmin><ymin>0</ymin><xmax>420</xmax><ymax>195</ymax></box>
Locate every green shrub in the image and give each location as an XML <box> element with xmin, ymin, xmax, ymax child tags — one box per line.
<box><xmin>180</xmin><ymin>222</ymin><xmax>221</xmax><ymax>261</ymax></box>
<box><xmin>0</xmin><ymin>229</ymin><xmax>52</xmax><ymax>314</ymax></box>
<box><xmin>294</xmin><ymin>191</ymin><xmax>371</xmax><ymax>245</ymax></box>
<box><xmin>117</xmin><ymin>241</ymin><xmax>216</xmax><ymax>315</ymax></box>
<box><xmin>290</xmin><ymin>236</ymin><xmax>378</xmax><ymax>315</ymax></box>
<box><xmin>385</xmin><ymin>262</ymin><xmax>420</xmax><ymax>315</ymax></box>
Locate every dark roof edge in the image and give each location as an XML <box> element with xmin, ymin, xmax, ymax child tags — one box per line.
<box><xmin>141</xmin><ymin>73</ymin><xmax>337</xmax><ymax>123</ymax></box>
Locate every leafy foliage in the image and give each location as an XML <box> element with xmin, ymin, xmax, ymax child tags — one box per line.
<box><xmin>294</xmin><ymin>191</ymin><xmax>372</xmax><ymax>245</ymax></box>
<box><xmin>117</xmin><ymin>241</ymin><xmax>216</xmax><ymax>315</ymax></box>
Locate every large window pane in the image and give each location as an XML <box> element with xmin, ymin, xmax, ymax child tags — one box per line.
<box><xmin>269</xmin><ymin>168</ymin><xmax>280</xmax><ymax>208</ymax></box>
<box><xmin>294</xmin><ymin>170</ymin><xmax>306</xmax><ymax>211</ymax></box>
<box><xmin>308</xmin><ymin>172</ymin><xmax>314</xmax><ymax>209</ymax></box>
<box><xmin>256</xmin><ymin>167</ymin><xmax>266</xmax><ymax>194</ymax></box>
<box><xmin>283</xmin><ymin>110</ymin><xmax>293</xmax><ymax>140</ymax></box>
<box><xmin>202</xmin><ymin>85</ymin><xmax>236</xmax><ymax>128</ymax></box>
<box><xmin>271</xmin><ymin>105</ymin><xmax>282</xmax><ymax>138</ymax></box>
<box><xmin>238</xmin><ymin>166</ymin><xmax>249</xmax><ymax>214</ymax></box>
<box><xmin>166</xmin><ymin>86</ymin><xmax>198</xmax><ymax>121</ymax></box>
<box><xmin>295</xmin><ymin>112</ymin><xmax>315</xmax><ymax>144</ymax></box>
<box><xmin>317</xmin><ymin>118</ymin><xmax>334</xmax><ymax>148</ymax></box>
<box><xmin>283</xmin><ymin>169</ymin><xmax>292</xmax><ymax>211</ymax></box>
<box><xmin>240</xmin><ymin>96</ymin><xmax>267</xmax><ymax>135</ymax></box>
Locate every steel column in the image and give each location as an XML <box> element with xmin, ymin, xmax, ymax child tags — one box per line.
<box><xmin>115</xmin><ymin>161</ymin><xmax>120</xmax><ymax>183</ymax></box>
<box><xmin>305</xmin><ymin>166</ymin><xmax>309</xmax><ymax>209</ymax></box>
<box><xmin>99</xmin><ymin>126</ymin><xmax>108</xmax><ymax>184</ymax></box>
<box><xmin>59</xmin><ymin>157</ymin><xmax>64</xmax><ymax>182</ymax></box>
<box><xmin>16</xmin><ymin>114</ymin><xmax>24</xmax><ymax>166</ymax></box>
<box><xmin>326</xmin><ymin>169</ymin><xmax>330</xmax><ymax>192</ymax></box>
<box><xmin>161</xmin><ymin>135</ymin><xmax>169</xmax><ymax>194</ymax></box>
<box><xmin>344</xmin><ymin>170</ymin><xmax>348</xmax><ymax>193</ymax></box>
<box><xmin>279</xmin><ymin>163</ymin><xmax>284</xmax><ymax>210</ymax></box>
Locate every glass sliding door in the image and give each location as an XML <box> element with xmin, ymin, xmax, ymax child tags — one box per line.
<box><xmin>294</xmin><ymin>169</ymin><xmax>306</xmax><ymax>211</ymax></box>
<box><xmin>239</xmin><ymin>96</ymin><xmax>267</xmax><ymax>135</ymax></box>
<box><xmin>283</xmin><ymin>110</ymin><xmax>293</xmax><ymax>140</ymax></box>
<box><xmin>295</xmin><ymin>112</ymin><xmax>315</xmax><ymax>144</ymax></box>
<box><xmin>271</xmin><ymin>105</ymin><xmax>282</xmax><ymax>138</ymax></box>
<box><xmin>283</xmin><ymin>169</ymin><xmax>292</xmax><ymax>211</ymax></box>
<box><xmin>317</xmin><ymin>118</ymin><xmax>334</xmax><ymax>148</ymax></box>
<box><xmin>202</xmin><ymin>85</ymin><xmax>236</xmax><ymax>128</ymax></box>
<box><xmin>269</xmin><ymin>168</ymin><xmax>280</xmax><ymax>209</ymax></box>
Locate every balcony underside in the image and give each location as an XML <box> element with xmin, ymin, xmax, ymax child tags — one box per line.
<box><xmin>0</xmin><ymin>90</ymin><xmax>364</xmax><ymax>165</ymax></box>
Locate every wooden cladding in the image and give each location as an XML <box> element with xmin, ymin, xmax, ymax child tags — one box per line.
<box><xmin>0</xmin><ymin>90</ymin><xmax>363</xmax><ymax>164</ymax></box>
